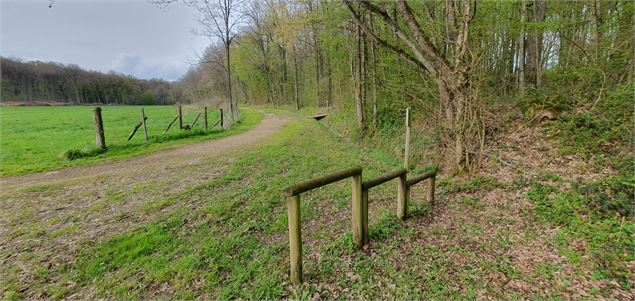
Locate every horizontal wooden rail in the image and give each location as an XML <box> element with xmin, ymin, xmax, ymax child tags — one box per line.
<box><xmin>406</xmin><ymin>169</ymin><xmax>437</xmax><ymax>187</ymax></box>
<box><xmin>362</xmin><ymin>168</ymin><xmax>407</xmax><ymax>190</ymax></box>
<box><xmin>405</xmin><ymin>169</ymin><xmax>438</xmax><ymax>211</ymax></box>
<box><xmin>361</xmin><ymin>168</ymin><xmax>407</xmax><ymax>241</ymax></box>
<box><xmin>285</xmin><ymin>167</ymin><xmax>362</xmax><ymax>196</ymax></box>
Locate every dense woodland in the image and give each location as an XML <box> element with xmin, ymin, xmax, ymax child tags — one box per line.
<box><xmin>2</xmin><ymin>0</ymin><xmax>633</xmax><ymax>169</ymax></box>
<box><xmin>0</xmin><ymin>57</ymin><xmax>181</xmax><ymax>105</ymax></box>
<box><xmin>177</xmin><ymin>0</ymin><xmax>633</xmax><ymax>170</ymax></box>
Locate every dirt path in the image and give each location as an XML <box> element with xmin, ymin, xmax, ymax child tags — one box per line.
<box><xmin>1</xmin><ymin>113</ymin><xmax>292</xmax><ymax>299</ymax></box>
<box><xmin>0</xmin><ymin>113</ymin><xmax>290</xmax><ymax>191</ymax></box>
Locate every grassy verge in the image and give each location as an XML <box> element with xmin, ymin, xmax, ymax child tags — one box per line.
<box><xmin>5</xmin><ymin>106</ymin><xmax>631</xmax><ymax>299</ymax></box>
<box><xmin>25</xmin><ymin>117</ymin><xmax>414</xmax><ymax>299</ymax></box>
<box><xmin>0</xmin><ymin>106</ymin><xmax>261</xmax><ymax>176</ymax></box>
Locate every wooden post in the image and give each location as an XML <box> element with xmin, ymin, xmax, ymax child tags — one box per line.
<box><xmin>141</xmin><ymin>108</ymin><xmax>148</xmax><ymax>142</ymax></box>
<box><xmin>191</xmin><ymin>112</ymin><xmax>202</xmax><ymax>128</ymax></box>
<box><xmin>164</xmin><ymin>115</ymin><xmax>178</xmax><ymax>134</ymax></box>
<box><xmin>362</xmin><ymin>189</ymin><xmax>369</xmax><ymax>245</ymax></box>
<box><xmin>219</xmin><ymin>108</ymin><xmax>224</xmax><ymax>128</ymax></box>
<box><xmin>352</xmin><ymin>174</ymin><xmax>363</xmax><ymax>248</ymax></box>
<box><xmin>428</xmin><ymin>175</ymin><xmax>436</xmax><ymax>205</ymax></box>
<box><xmin>404</xmin><ymin>107</ymin><xmax>411</xmax><ymax>169</ymax></box>
<box><xmin>178</xmin><ymin>105</ymin><xmax>183</xmax><ymax>129</ymax></box>
<box><xmin>397</xmin><ymin>174</ymin><xmax>407</xmax><ymax>220</ymax></box>
<box><xmin>204</xmin><ymin>107</ymin><xmax>208</xmax><ymax>130</ymax></box>
<box><xmin>93</xmin><ymin>107</ymin><xmax>106</xmax><ymax>149</ymax></box>
<box><xmin>288</xmin><ymin>195</ymin><xmax>302</xmax><ymax>284</ymax></box>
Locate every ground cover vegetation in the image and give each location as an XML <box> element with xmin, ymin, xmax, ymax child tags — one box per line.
<box><xmin>2</xmin><ymin>116</ymin><xmax>632</xmax><ymax>299</ymax></box>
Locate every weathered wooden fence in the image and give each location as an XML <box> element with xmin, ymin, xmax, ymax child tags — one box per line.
<box><xmin>93</xmin><ymin>105</ymin><xmax>228</xmax><ymax>148</ymax></box>
<box><xmin>284</xmin><ymin>167</ymin><xmax>437</xmax><ymax>284</ymax></box>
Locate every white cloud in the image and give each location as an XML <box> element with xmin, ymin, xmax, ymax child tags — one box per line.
<box><xmin>110</xmin><ymin>54</ymin><xmax>188</xmax><ymax>82</ymax></box>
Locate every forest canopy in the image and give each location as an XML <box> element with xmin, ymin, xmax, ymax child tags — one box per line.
<box><xmin>0</xmin><ymin>57</ymin><xmax>185</xmax><ymax>105</ymax></box>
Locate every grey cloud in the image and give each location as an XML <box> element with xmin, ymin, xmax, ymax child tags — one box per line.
<box><xmin>1</xmin><ymin>0</ymin><xmax>209</xmax><ymax>81</ymax></box>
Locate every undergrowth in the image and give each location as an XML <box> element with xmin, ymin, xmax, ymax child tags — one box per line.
<box><xmin>525</xmin><ymin>177</ymin><xmax>634</xmax><ymax>286</ymax></box>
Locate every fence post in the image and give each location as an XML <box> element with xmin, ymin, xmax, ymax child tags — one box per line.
<box><xmin>93</xmin><ymin>107</ymin><xmax>106</xmax><ymax>149</ymax></box>
<box><xmin>141</xmin><ymin>108</ymin><xmax>148</xmax><ymax>141</ymax></box>
<box><xmin>204</xmin><ymin>107</ymin><xmax>208</xmax><ymax>130</ymax></box>
<box><xmin>397</xmin><ymin>174</ymin><xmax>407</xmax><ymax>220</ymax></box>
<box><xmin>352</xmin><ymin>174</ymin><xmax>363</xmax><ymax>248</ymax></box>
<box><xmin>178</xmin><ymin>105</ymin><xmax>183</xmax><ymax>129</ymax></box>
<box><xmin>404</xmin><ymin>107</ymin><xmax>411</xmax><ymax>169</ymax></box>
<box><xmin>428</xmin><ymin>175</ymin><xmax>436</xmax><ymax>205</ymax></box>
<box><xmin>288</xmin><ymin>195</ymin><xmax>302</xmax><ymax>284</ymax></box>
<box><xmin>362</xmin><ymin>189</ymin><xmax>369</xmax><ymax>245</ymax></box>
<box><xmin>219</xmin><ymin>108</ymin><xmax>224</xmax><ymax>128</ymax></box>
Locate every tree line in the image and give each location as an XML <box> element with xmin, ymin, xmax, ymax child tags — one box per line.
<box><xmin>0</xmin><ymin>57</ymin><xmax>184</xmax><ymax>105</ymax></box>
<box><xmin>178</xmin><ymin>0</ymin><xmax>633</xmax><ymax>170</ymax></box>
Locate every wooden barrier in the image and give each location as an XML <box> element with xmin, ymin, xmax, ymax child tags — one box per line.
<box><xmin>285</xmin><ymin>167</ymin><xmax>362</xmax><ymax>284</ymax></box>
<box><xmin>406</xmin><ymin>169</ymin><xmax>437</xmax><ymax>210</ymax></box>
<box><xmin>362</xmin><ymin>168</ymin><xmax>407</xmax><ymax>238</ymax></box>
<box><xmin>284</xmin><ymin>166</ymin><xmax>437</xmax><ymax>284</ymax></box>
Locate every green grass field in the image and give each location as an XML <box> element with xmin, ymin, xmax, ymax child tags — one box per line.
<box><xmin>0</xmin><ymin>106</ymin><xmax>260</xmax><ymax>176</ymax></box>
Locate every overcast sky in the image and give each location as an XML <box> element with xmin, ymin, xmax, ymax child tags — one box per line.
<box><xmin>0</xmin><ymin>0</ymin><xmax>210</xmax><ymax>81</ymax></box>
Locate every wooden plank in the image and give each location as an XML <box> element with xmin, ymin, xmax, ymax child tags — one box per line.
<box><xmin>127</xmin><ymin>117</ymin><xmax>148</xmax><ymax>141</ymax></box>
<box><xmin>311</xmin><ymin>113</ymin><xmax>328</xmax><ymax>120</ymax></box>
<box><xmin>285</xmin><ymin>167</ymin><xmax>362</xmax><ymax>196</ymax></box>
<box><xmin>362</xmin><ymin>168</ymin><xmax>407</xmax><ymax>190</ymax></box>
<box><xmin>164</xmin><ymin>115</ymin><xmax>178</xmax><ymax>134</ymax></box>
<box><xmin>362</xmin><ymin>188</ymin><xmax>369</xmax><ymax>245</ymax></box>
<box><xmin>288</xmin><ymin>195</ymin><xmax>302</xmax><ymax>284</ymax></box>
<box><xmin>352</xmin><ymin>174</ymin><xmax>363</xmax><ymax>248</ymax></box>
<box><xmin>191</xmin><ymin>112</ymin><xmax>202</xmax><ymax>128</ymax></box>
<box><xmin>406</xmin><ymin>170</ymin><xmax>437</xmax><ymax>187</ymax></box>
<box><xmin>404</xmin><ymin>107</ymin><xmax>411</xmax><ymax>169</ymax></box>
<box><xmin>397</xmin><ymin>174</ymin><xmax>407</xmax><ymax>220</ymax></box>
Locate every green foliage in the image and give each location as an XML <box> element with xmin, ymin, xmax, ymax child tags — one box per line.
<box><xmin>525</xmin><ymin>180</ymin><xmax>634</xmax><ymax>284</ymax></box>
<box><xmin>547</xmin><ymin>82</ymin><xmax>634</xmax><ymax>156</ymax></box>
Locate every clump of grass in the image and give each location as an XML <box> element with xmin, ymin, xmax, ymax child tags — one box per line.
<box><xmin>59</xmin><ymin>117</ymin><xmax>245</xmax><ymax>162</ymax></box>
<box><xmin>61</xmin><ymin>147</ymin><xmax>107</xmax><ymax>160</ymax></box>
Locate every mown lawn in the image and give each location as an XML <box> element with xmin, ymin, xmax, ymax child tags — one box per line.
<box><xmin>0</xmin><ymin>106</ymin><xmax>260</xmax><ymax>176</ymax></box>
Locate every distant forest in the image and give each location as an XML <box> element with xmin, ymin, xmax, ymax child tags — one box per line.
<box><xmin>0</xmin><ymin>57</ymin><xmax>186</xmax><ymax>105</ymax></box>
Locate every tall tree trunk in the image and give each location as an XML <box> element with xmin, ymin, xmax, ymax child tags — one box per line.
<box><xmin>226</xmin><ymin>43</ymin><xmax>234</xmax><ymax>120</ymax></box>
<box><xmin>369</xmin><ymin>21</ymin><xmax>378</xmax><ymax>128</ymax></box>
<box><xmin>354</xmin><ymin>23</ymin><xmax>365</xmax><ymax>131</ymax></box>
<box><xmin>292</xmin><ymin>43</ymin><xmax>300</xmax><ymax>110</ymax></box>
<box><xmin>519</xmin><ymin>1</ymin><xmax>527</xmax><ymax>94</ymax></box>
